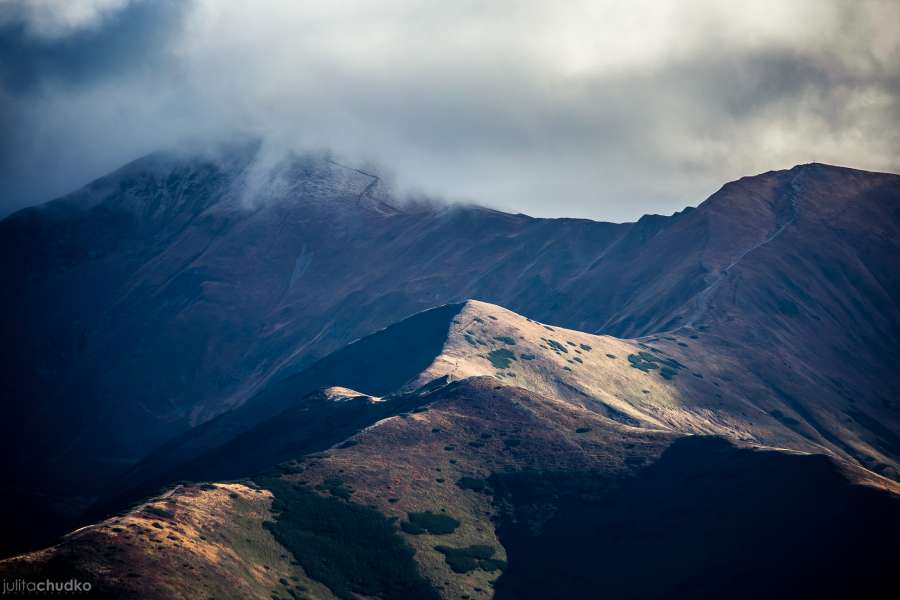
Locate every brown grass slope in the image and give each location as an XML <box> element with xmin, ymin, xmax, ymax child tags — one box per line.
<box><xmin>107</xmin><ymin>295</ymin><xmax>900</xmax><ymax>526</ymax></box>
<box><xmin>418</xmin><ymin>298</ymin><xmax>900</xmax><ymax>477</ymax></box>
<box><xmin>0</xmin><ymin>483</ymin><xmax>336</xmax><ymax>599</ymax></box>
<box><xmin>3</xmin><ymin>375</ymin><xmax>897</xmax><ymax>599</ymax></box>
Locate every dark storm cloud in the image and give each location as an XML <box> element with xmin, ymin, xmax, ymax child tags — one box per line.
<box><xmin>0</xmin><ymin>0</ymin><xmax>184</xmax><ymax>93</ymax></box>
<box><xmin>0</xmin><ymin>0</ymin><xmax>190</xmax><ymax>213</ymax></box>
<box><xmin>1</xmin><ymin>0</ymin><xmax>898</xmax><ymax>220</ymax></box>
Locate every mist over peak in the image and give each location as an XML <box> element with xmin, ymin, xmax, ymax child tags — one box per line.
<box><xmin>2</xmin><ymin>0</ymin><xmax>898</xmax><ymax>220</ymax></box>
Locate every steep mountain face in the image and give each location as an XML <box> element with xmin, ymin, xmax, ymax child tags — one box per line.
<box><xmin>667</xmin><ymin>165</ymin><xmax>900</xmax><ymax>473</ymax></box>
<box><xmin>1</xmin><ymin>146</ymin><xmax>898</xmax><ymax>558</ymax></box>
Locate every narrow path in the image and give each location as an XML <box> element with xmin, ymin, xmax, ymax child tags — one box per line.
<box><xmin>357</xmin><ymin>172</ymin><xmax>380</xmax><ymax>206</ymax></box>
<box><xmin>682</xmin><ymin>170</ymin><xmax>804</xmax><ymax>329</ymax></box>
<box><xmin>325</xmin><ymin>159</ymin><xmax>385</xmax><ymax>211</ymax></box>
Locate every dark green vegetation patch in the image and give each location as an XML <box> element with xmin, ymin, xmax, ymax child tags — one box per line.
<box><xmin>457</xmin><ymin>476</ymin><xmax>491</xmax><ymax>493</ymax></box>
<box><xmin>520</xmin><ymin>353</ymin><xmax>536</xmax><ymax>360</ymax></box>
<box><xmin>627</xmin><ymin>353</ymin><xmax>658</xmax><ymax>371</ymax></box>
<box><xmin>494</xmin><ymin>335</ymin><xmax>517</xmax><ymax>345</ymax></box>
<box><xmin>545</xmin><ymin>339</ymin><xmax>568</xmax><ymax>353</ymax></box>
<box><xmin>315</xmin><ymin>478</ymin><xmax>353</xmax><ymax>500</ymax></box>
<box><xmin>580</xmin><ymin>344</ymin><xmax>592</xmax><ymax>351</ymax></box>
<box><xmin>143</xmin><ymin>506</ymin><xmax>174</xmax><ymax>519</ymax></box>
<box><xmin>487</xmin><ymin>348</ymin><xmax>516</xmax><ymax>369</ymax></box>
<box><xmin>401</xmin><ymin>511</ymin><xmax>461</xmax><ymax>535</ymax></box>
<box><xmin>258</xmin><ymin>476</ymin><xmax>439</xmax><ymax>600</ymax></box>
<box><xmin>435</xmin><ymin>545</ymin><xmax>507</xmax><ymax>574</ymax></box>
<box><xmin>627</xmin><ymin>351</ymin><xmax>683</xmax><ymax>378</ymax></box>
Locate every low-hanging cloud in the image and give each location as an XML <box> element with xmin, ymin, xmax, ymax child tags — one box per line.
<box><xmin>1</xmin><ymin>0</ymin><xmax>898</xmax><ymax>221</ymax></box>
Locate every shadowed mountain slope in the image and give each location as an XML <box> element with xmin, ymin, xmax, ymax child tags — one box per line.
<box><xmin>490</xmin><ymin>436</ymin><xmax>899</xmax><ymax>600</ymax></box>
<box><xmin>1</xmin><ymin>148</ymin><xmax>898</xmax><ymax>556</ymax></box>
<box><xmin>3</xmin><ymin>376</ymin><xmax>897</xmax><ymax>599</ymax></box>
<box><xmin>107</xmin><ymin>302</ymin><xmax>466</xmax><ymax>495</ymax></box>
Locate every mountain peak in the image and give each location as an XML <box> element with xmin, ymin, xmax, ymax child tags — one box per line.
<box><xmin>28</xmin><ymin>144</ymin><xmax>403</xmax><ymax>225</ymax></box>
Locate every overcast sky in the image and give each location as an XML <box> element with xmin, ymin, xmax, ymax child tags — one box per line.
<box><xmin>1</xmin><ymin>0</ymin><xmax>898</xmax><ymax>221</ymax></box>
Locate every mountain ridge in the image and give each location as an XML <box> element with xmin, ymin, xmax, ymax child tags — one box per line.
<box><xmin>95</xmin><ymin>297</ymin><xmax>899</xmax><ymax>526</ymax></box>
<box><xmin>1</xmin><ymin>150</ymin><xmax>898</xmax><ymax>557</ymax></box>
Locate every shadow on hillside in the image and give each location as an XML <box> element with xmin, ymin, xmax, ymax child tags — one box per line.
<box><xmin>491</xmin><ymin>436</ymin><xmax>899</xmax><ymax>599</ymax></box>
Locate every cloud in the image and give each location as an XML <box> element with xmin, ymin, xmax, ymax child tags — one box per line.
<box><xmin>1</xmin><ymin>0</ymin><xmax>898</xmax><ymax>220</ymax></box>
<box><xmin>0</xmin><ymin>0</ymin><xmax>184</xmax><ymax>92</ymax></box>
<box><xmin>0</xmin><ymin>0</ymin><xmax>132</xmax><ymax>39</ymax></box>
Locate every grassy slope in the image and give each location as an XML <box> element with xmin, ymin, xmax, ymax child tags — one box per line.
<box><xmin>0</xmin><ymin>483</ymin><xmax>336</xmax><ymax>600</ymax></box>
<box><xmin>3</xmin><ymin>374</ymin><xmax>897</xmax><ymax>598</ymax></box>
<box><xmin>263</xmin><ymin>377</ymin><xmax>678</xmax><ymax>599</ymax></box>
<box><xmin>414</xmin><ymin>300</ymin><xmax>900</xmax><ymax>475</ymax></box>
<box><xmin>4</xmin><ymin>300</ymin><xmax>899</xmax><ymax>598</ymax></box>
<box><xmin>247</xmin><ymin>376</ymin><xmax>900</xmax><ymax>598</ymax></box>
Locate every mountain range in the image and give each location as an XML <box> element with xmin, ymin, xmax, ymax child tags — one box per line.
<box><xmin>1</xmin><ymin>145</ymin><xmax>898</xmax><ymax>597</ymax></box>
